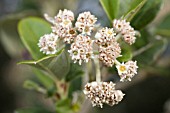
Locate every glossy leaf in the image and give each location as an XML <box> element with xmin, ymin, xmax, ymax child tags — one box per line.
<box><xmin>18</xmin><ymin>17</ymin><xmax>51</xmax><ymax>60</ymax></box>
<box><xmin>100</xmin><ymin>0</ymin><xmax>119</xmax><ymax>21</ymax></box>
<box><xmin>124</xmin><ymin>0</ymin><xmax>146</xmax><ymax>22</ymax></box>
<box><xmin>131</xmin><ymin>0</ymin><xmax>162</xmax><ymax>30</ymax></box>
<box><xmin>156</xmin><ymin>14</ymin><xmax>170</xmax><ymax>37</ymax></box>
<box><xmin>133</xmin><ymin>38</ymin><xmax>168</xmax><ymax>66</ymax></box>
<box><xmin>18</xmin><ymin>49</ymin><xmax>70</xmax><ymax>80</ymax></box>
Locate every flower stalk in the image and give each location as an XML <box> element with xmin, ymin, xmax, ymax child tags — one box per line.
<box><xmin>94</xmin><ymin>57</ymin><xmax>101</xmax><ymax>83</ymax></box>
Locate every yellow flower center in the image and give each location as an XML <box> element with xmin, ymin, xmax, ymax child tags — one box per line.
<box><xmin>108</xmin><ymin>30</ymin><xmax>112</xmax><ymax>35</ymax></box>
<box><xmin>63</xmin><ymin>20</ymin><xmax>70</xmax><ymax>25</ymax></box>
<box><xmin>119</xmin><ymin>65</ymin><xmax>126</xmax><ymax>72</ymax></box>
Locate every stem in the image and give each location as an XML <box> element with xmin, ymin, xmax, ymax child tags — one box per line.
<box><xmin>115</xmin><ymin>33</ymin><xmax>122</xmax><ymax>41</ymax></box>
<box><xmin>115</xmin><ymin>59</ymin><xmax>121</xmax><ymax>65</ymax></box>
<box><xmin>83</xmin><ymin>63</ymin><xmax>89</xmax><ymax>86</ymax></box>
<box><xmin>94</xmin><ymin>57</ymin><xmax>101</xmax><ymax>82</ymax></box>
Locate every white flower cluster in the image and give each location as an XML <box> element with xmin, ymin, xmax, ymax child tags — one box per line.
<box><xmin>68</xmin><ymin>34</ymin><xmax>93</xmax><ymax>65</ymax></box>
<box><xmin>95</xmin><ymin>27</ymin><xmax>121</xmax><ymax>67</ymax></box>
<box><xmin>37</xmin><ymin>9</ymin><xmax>141</xmax><ymax>108</ymax></box>
<box><xmin>84</xmin><ymin>81</ymin><xmax>125</xmax><ymax>108</ymax></box>
<box><xmin>75</xmin><ymin>12</ymin><xmax>97</xmax><ymax>35</ymax></box>
<box><xmin>116</xmin><ymin>61</ymin><xmax>138</xmax><ymax>82</ymax></box>
<box><xmin>113</xmin><ymin>19</ymin><xmax>136</xmax><ymax>45</ymax></box>
<box><xmin>38</xmin><ymin>33</ymin><xmax>58</xmax><ymax>55</ymax></box>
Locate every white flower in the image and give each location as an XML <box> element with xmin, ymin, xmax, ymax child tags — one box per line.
<box><xmin>68</xmin><ymin>34</ymin><xmax>93</xmax><ymax>65</ymax></box>
<box><xmin>83</xmin><ymin>81</ymin><xmax>125</xmax><ymax>108</ymax></box>
<box><xmin>75</xmin><ymin>11</ymin><xmax>97</xmax><ymax>35</ymax></box>
<box><xmin>116</xmin><ymin>62</ymin><xmax>129</xmax><ymax>75</ymax></box>
<box><xmin>52</xmin><ymin>25</ymin><xmax>77</xmax><ymax>44</ymax></box>
<box><xmin>99</xmin><ymin>42</ymin><xmax>121</xmax><ymax>67</ymax></box>
<box><xmin>38</xmin><ymin>33</ymin><xmax>58</xmax><ymax>55</ymax></box>
<box><xmin>95</xmin><ymin>27</ymin><xmax>116</xmax><ymax>46</ymax></box>
<box><xmin>55</xmin><ymin>9</ymin><xmax>74</xmax><ymax>26</ymax></box>
<box><xmin>116</xmin><ymin>61</ymin><xmax>138</xmax><ymax>82</ymax></box>
<box><xmin>113</xmin><ymin>19</ymin><xmax>136</xmax><ymax>45</ymax></box>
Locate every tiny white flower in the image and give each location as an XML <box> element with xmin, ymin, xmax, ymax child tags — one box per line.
<box><xmin>116</xmin><ymin>61</ymin><xmax>138</xmax><ymax>82</ymax></box>
<box><xmin>116</xmin><ymin>62</ymin><xmax>129</xmax><ymax>75</ymax></box>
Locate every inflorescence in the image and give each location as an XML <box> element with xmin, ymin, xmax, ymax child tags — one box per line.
<box><xmin>38</xmin><ymin>9</ymin><xmax>139</xmax><ymax>108</ymax></box>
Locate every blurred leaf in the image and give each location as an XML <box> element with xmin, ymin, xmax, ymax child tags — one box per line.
<box><xmin>0</xmin><ymin>11</ymin><xmax>37</xmax><ymax>58</ymax></box>
<box><xmin>156</xmin><ymin>14</ymin><xmax>170</xmax><ymax>37</ymax></box>
<box><xmin>131</xmin><ymin>0</ymin><xmax>162</xmax><ymax>30</ymax></box>
<box><xmin>23</xmin><ymin>80</ymin><xmax>46</xmax><ymax>94</ymax></box>
<box><xmin>124</xmin><ymin>0</ymin><xmax>146</xmax><ymax>22</ymax></box>
<box><xmin>68</xmin><ymin>76</ymin><xmax>82</xmax><ymax>98</ymax></box>
<box><xmin>18</xmin><ymin>17</ymin><xmax>51</xmax><ymax>60</ymax></box>
<box><xmin>17</xmin><ymin>0</ymin><xmax>40</xmax><ymax>11</ymax></box>
<box><xmin>132</xmin><ymin>29</ymin><xmax>150</xmax><ymax>49</ymax></box>
<box><xmin>65</xmin><ymin>63</ymin><xmax>84</xmax><ymax>82</ymax></box>
<box><xmin>100</xmin><ymin>0</ymin><xmax>119</xmax><ymax>21</ymax></box>
<box><xmin>117</xmin><ymin>43</ymin><xmax>132</xmax><ymax>62</ymax></box>
<box><xmin>15</xmin><ymin>108</ymin><xmax>53</xmax><ymax>113</ymax></box>
<box><xmin>33</xmin><ymin>68</ymin><xmax>54</xmax><ymax>89</ymax></box>
<box><xmin>133</xmin><ymin>38</ymin><xmax>168</xmax><ymax>66</ymax></box>
<box><xmin>56</xmin><ymin>99</ymin><xmax>76</xmax><ymax>113</ymax></box>
<box><xmin>18</xmin><ymin>49</ymin><xmax>70</xmax><ymax>80</ymax></box>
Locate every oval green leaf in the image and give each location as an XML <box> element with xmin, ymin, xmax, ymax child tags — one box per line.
<box><xmin>100</xmin><ymin>0</ymin><xmax>119</xmax><ymax>21</ymax></box>
<box><xmin>18</xmin><ymin>17</ymin><xmax>52</xmax><ymax>60</ymax></box>
<box><xmin>131</xmin><ymin>0</ymin><xmax>162</xmax><ymax>30</ymax></box>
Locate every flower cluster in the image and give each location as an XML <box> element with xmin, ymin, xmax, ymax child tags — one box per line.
<box><xmin>75</xmin><ymin>12</ymin><xmax>97</xmax><ymax>35</ymax></box>
<box><xmin>38</xmin><ymin>9</ymin><xmax>140</xmax><ymax>108</ymax></box>
<box><xmin>38</xmin><ymin>33</ymin><xmax>58</xmax><ymax>55</ymax></box>
<box><xmin>68</xmin><ymin>34</ymin><xmax>93</xmax><ymax>65</ymax></box>
<box><xmin>95</xmin><ymin>27</ymin><xmax>121</xmax><ymax>67</ymax></box>
<box><xmin>84</xmin><ymin>81</ymin><xmax>125</xmax><ymax>108</ymax></box>
<box><xmin>116</xmin><ymin>60</ymin><xmax>138</xmax><ymax>82</ymax></box>
<box><xmin>113</xmin><ymin>19</ymin><xmax>136</xmax><ymax>45</ymax></box>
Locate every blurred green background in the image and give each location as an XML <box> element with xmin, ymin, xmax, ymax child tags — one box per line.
<box><xmin>0</xmin><ymin>0</ymin><xmax>170</xmax><ymax>113</ymax></box>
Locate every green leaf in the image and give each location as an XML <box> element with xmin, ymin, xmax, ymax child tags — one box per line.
<box><xmin>133</xmin><ymin>38</ymin><xmax>168</xmax><ymax>66</ymax></box>
<box><xmin>18</xmin><ymin>49</ymin><xmax>70</xmax><ymax>80</ymax></box>
<box><xmin>100</xmin><ymin>0</ymin><xmax>119</xmax><ymax>21</ymax></box>
<box><xmin>0</xmin><ymin>11</ymin><xmax>38</xmax><ymax>58</ymax></box>
<box><xmin>124</xmin><ymin>0</ymin><xmax>146</xmax><ymax>22</ymax></box>
<box><xmin>68</xmin><ymin>76</ymin><xmax>82</xmax><ymax>98</ymax></box>
<box><xmin>132</xmin><ymin>29</ymin><xmax>150</xmax><ymax>49</ymax></box>
<box><xmin>33</xmin><ymin>68</ymin><xmax>54</xmax><ymax>89</ymax></box>
<box><xmin>15</xmin><ymin>108</ymin><xmax>53</xmax><ymax>113</ymax></box>
<box><xmin>131</xmin><ymin>0</ymin><xmax>162</xmax><ymax>30</ymax></box>
<box><xmin>156</xmin><ymin>14</ymin><xmax>170</xmax><ymax>37</ymax></box>
<box><xmin>23</xmin><ymin>80</ymin><xmax>46</xmax><ymax>94</ymax></box>
<box><xmin>56</xmin><ymin>99</ymin><xmax>77</xmax><ymax>113</ymax></box>
<box><xmin>117</xmin><ymin>43</ymin><xmax>132</xmax><ymax>62</ymax></box>
<box><xmin>65</xmin><ymin>63</ymin><xmax>84</xmax><ymax>82</ymax></box>
<box><xmin>18</xmin><ymin>17</ymin><xmax>52</xmax><ymax>60</ymax></box>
